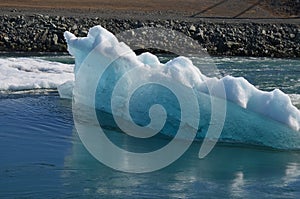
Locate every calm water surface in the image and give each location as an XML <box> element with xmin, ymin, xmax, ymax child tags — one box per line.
<box><xmin>0</xmin><ymin>55</ymin><xmax>299</xmax><ymax>198</ymax></box>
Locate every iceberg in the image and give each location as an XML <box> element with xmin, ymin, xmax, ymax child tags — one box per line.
<box><xmin>64</xmin><ymin>25</ymin><xmax>300</xmax><ymax>149</ymax></box>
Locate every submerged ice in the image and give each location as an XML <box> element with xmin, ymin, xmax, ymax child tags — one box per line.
<box><xmin>64</xmin><ymin>25</ymin><xmax>300</xmax><ymax>149</ymax></box>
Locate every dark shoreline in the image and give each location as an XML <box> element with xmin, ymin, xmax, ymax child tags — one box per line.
<box><xmin>0</xmin><ymin>14</ymin><xmax>299</xmax><ymax>58</ymax></box>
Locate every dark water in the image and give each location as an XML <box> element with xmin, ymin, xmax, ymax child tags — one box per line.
<box><xmin>0</xmin><ymin>56</ymin><xmax>300</xmax><ymax>198</ymax></box>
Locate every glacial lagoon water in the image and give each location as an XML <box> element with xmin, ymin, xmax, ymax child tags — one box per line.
<box><xmin>0</xmin><ymin>55</ymin><xmax>300</xmax><ymax>198</ymax></box>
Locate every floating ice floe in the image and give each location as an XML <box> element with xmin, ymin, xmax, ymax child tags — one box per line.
<box><xmin>65</xmin><ymin>25</ymin><xmax>300</xmax><ymax>148</ymax></box>
<box><xmin>0</xmin><ymin>57</ymin><xmax>74</xmax><ymax>91</ymax></box>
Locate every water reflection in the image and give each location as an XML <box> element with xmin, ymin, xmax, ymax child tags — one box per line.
<box><xmin>230</xmin><ymin>171</ymin><xmax>245</xmax><ymax>198</ymax></box>
<box><xmin>62</xmin><ymin>127</ymin><xmax>300</xmax><ymax>198</ymax></box>
<box><xmin>283</xmin><ymin>163</ymin><xmax>300</xmax><ymax>187</ymax></box>
<box><xmin>1</xmin><ymin>95</ymin><xmax>299</xmax><ymax>198</ymax></box>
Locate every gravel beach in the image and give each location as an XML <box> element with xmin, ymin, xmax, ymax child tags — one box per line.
<box><xmin>0</xmin><ymin>0</ymin><xmax>299</xmax><ymax>57</ymax></box>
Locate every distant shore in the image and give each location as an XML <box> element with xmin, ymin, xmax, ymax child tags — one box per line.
<box><xmin>0</xmin><ymin>3</ymin><xmax>299</xmax><ymax>57</ymax></box>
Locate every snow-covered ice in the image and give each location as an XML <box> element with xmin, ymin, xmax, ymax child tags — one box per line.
<box><xmin>0</xmin><ymin>57</ymin><xmax>74</xmax><ymax>91</ymax></box>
